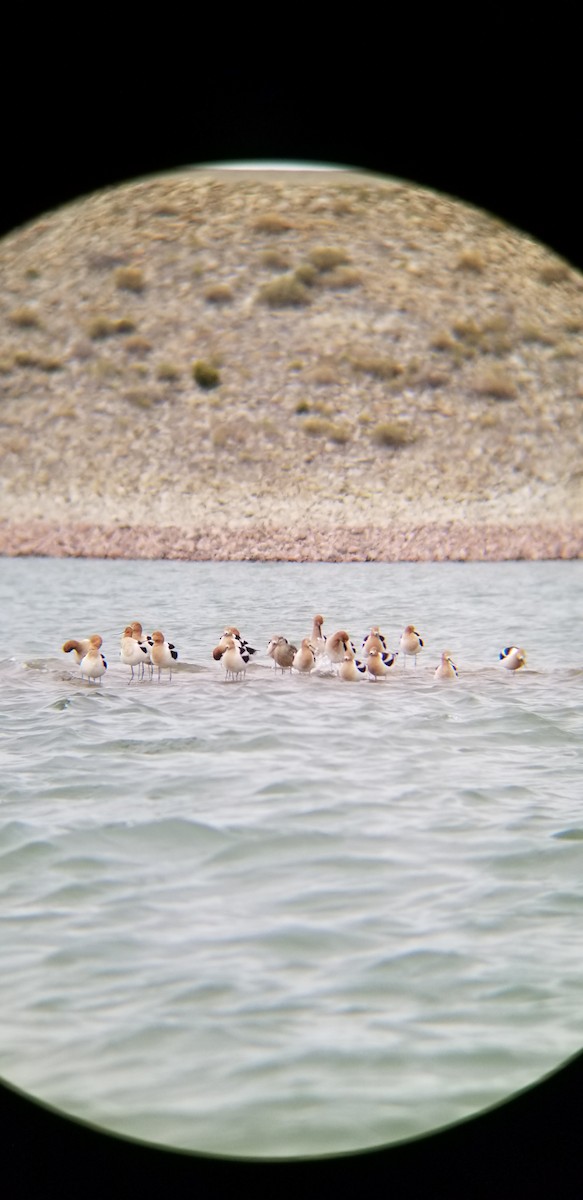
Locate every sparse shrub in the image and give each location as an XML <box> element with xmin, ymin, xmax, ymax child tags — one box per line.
<box><xmin>472</xmin><ymin>369</ymin><xmax>517</xmax><ymax>400</ymax></box>
<box><xmin>371</xmin><ymin>422</ymin><xmax>415</xmax><ymax>447</ymax></box>
<box><xmin>253</xmin><ymin>212</ymin><xmax>294</xmax><ymax>234</ymax></box>
<box><xmin>305</xmin><ymin>363</ymin><xmax>340</xmax><ymax>386</ymax></box>
<box><xmin>259</xmin><ymin>249</ymin><xmax>290</xmax><ymax>271</ymax></box>
<box><xmin>455</xmin><ymin>249</ymin><xmax>486</xmax><ymax>273</ymax></box>
<box><xmin>539</xmin><ymin>262</ymin><xmax>571</xmax><ymax>285</ymax></box>
<box><xmin>88</xmin><ymin>252</ymin><xmax>128</xmax><ymax>271</ymax></box>
<box><xmin>0</xmin><ymin>355</ymin><xmax>13</xmax><ymax>373</ymax></box>
<box><xmin>86</xmin><ymin>315</ymin><xmax>137</xmax><ymax>339</ymax></box>
<box><xmin>91</xmin><ymin>357</ymin><xmax>121</xmax><ymax>380</ymax></box>
<box><xmin>124</xmin><ymin>388</ymin><xmax>160</xmax><ymax>409</ymax></box>
<box><xmin>333</xmin><ymin>198</ymin><xmax>355</xmax><ymax>216</ymax></box>
<box><xmin>322</xmin><ymin>266</ymin><xmax>361</xmax><ymax>289</ymax></box>
<box><xmin>8</xmin><ymin>307</ymin><xmax>41</xmax><ymax>328</ymax></box>
<box><xmin>13</xmin><ymin>350</ymin><xmax>62</xmax><ymax>371</ymax></box>
<box><xmin>307</xmin><ymin>246</ymin><xmax>351</xmax><ymax>271</ymax></box>
<box><xmin>156</xmin><ymin>362</ymin><xmax>181</xmax><ymax>382</ymax></box>
<box><xmin>430</xmin><ymin>330</ymin><xmax>457</xmax><ymax>353</ymax></box>
<box><xmin>349</xmin><ymin>354</ymin><xmax>404</xmax><ymax>380</ymax></box>
<box><xmin>452</xmin><ymin>315</ymin><xmax>512</xmax><ymax>356</ymax></box>
<box><xmin>551</xmin><ymin>341</ymin><xmax>579</xmax><ymax>360</ymax></box>
<box><xmin>257</xmin><ymin>275</ymin><xmax>311</xmax><ymax>307</ymax></box>
<box><xmin>414</xmin><ymin>368</ymin><xmax>450</xmax><ymax>389</ymax></box>
<box><xmin>114</xmin><ymin>317</ymin><xmax>137</xmax><ymax>334</ymax></box>
<box><xmin>204</xmin><ymin>283</ymin><xmax>234</xmax><ymax>305</ymax></box>
<box><xmin>563</xmin><ymin>317</ymin><xmax>583</xmax><ymax>334</ymax></box>
<box><xmin>452</xmin><ymin>318</ymin><xmax>481</xmax><ymax>343</ymax></box>
<box><xmin>293</xmin><ymin>263</ymin><xmax>318</xmax><ymax>287</ymax></box>
<box><xmin>124</xmin><ymin>335</ymin><xmax>153</xmax><ymax>355</ymax></box>
<box><xmin>295</xmin><ymin>399</ymin><xmax>310</xmax><ymax>414</ymax></box>
<box><xmin>193</xmin><ymin>360</ymin><xmax>221</xmax><ymax>389</ymax></box>
<box><xmin>311</xmin><ymin>399</ymin><xmax>334</xmax><ymax>416</ymax></box>
<box><xmin>520</xmin><ymin>323</ymin><xmax>557</xmax><ymax>346</ymax></box>
<box><xmin>302</xmin><ymin>416</ymin><xmax>351</xmax><ymax>443</ymax></box>
<box><xmin>114</xmin><ymin>266</ymin><xmax>146</xmax><ymax>292</ymax></box>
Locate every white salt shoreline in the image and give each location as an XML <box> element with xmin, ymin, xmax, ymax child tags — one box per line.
<box><xmin>1</xmin><ymin>520</ymin><xmax>581</xmax><ymax>562</ymax></box>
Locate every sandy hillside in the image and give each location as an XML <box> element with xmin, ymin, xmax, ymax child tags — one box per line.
<box><xmin>0</xmin><ymin>166</ymin><xmax>582</xmax><ymax>560</ymax></box>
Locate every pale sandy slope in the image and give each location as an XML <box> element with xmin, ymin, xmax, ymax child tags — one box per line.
<box><xmin>0</xmin><ymin>167</ymin><xmax>581</xmax><ymax>558</ymax></box>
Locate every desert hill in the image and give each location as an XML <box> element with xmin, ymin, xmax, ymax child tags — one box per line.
<box><xmin>0</xmin><ymin>167</ymin><xmax>581</xmax><ymax>560</ymax></box>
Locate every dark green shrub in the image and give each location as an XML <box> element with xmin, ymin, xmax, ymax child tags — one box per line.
<box><xmin>193</xmin><ymin>360</ymin><xmax>221</xmax><ymax>389</ymax></box>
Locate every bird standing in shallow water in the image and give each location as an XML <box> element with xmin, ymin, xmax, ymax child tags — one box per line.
<box><xmin>339</xmin><ymin>651</ymin><xmax>367</xmax><ymax>681</ymax></box>
<box><xmin>362</xmin><ymin>627</ymin><xmax>397</xmax><ymax>671</ymax></box>
<box><xmin>310</xmin><ymin>615</ymin><xmax>327</xmax><ymax>659</ymax></box>
<box><xmin>267</xmin><ymin>636</ymin><xmax>297</xmax><ymax>673</ymax></box>
<box><xmin>292</xmin><ymin>638</ymin><xmax>316</xmax><ymax>674</ymax></box>
<box><xmin>366</xmin><ymin>648</ymin><xmax>396</xmax><ymax>681</ymax></box>
<box><xmin>150</xmin><ymin>631</ymin><xmax>178</xmax><ymax>681</ymax></box>
<box><xmin>324</xmin><ymin>630</ymin><xmax>354</xmax><ymax>665</ymax></box>
<box><xmin>120</xmin><ymin>626</ymin><xmax>150</xmax><ymax>682</ymax></box>
<box><xmin>219</xmin><ymin>634</ymin><xmax>248</xmax><ymax>680</ymax></box>
<box><xmin>499</xmin><ymin>646</ymin><xmax>527</xmax><ymax>671</ymax></box>
<box><xmin>62</xmin><ymin>635</ymin><xmax>103</xmax><ymax>665</ymax></box>
<box><xmin>399</xmin><ymin>625</ymin><xmax>424</xmax><ymax>667</ymax></box>
<box><xmin>130</xmin><ymin>622</ymin><xmax>154</xmax><ymax>678</ymax></box>
<box><xmin>79</xmin><ymin>638</ymin><xmax>107</xmax><ymax>683</ymax></box>
<box><xmin>434</xmin><ymin>651</ymin><xmax>458</xmax><ymax>680</ymax></box>
<box><xmin>361</xmin><ymin>626</ymin><xmax>389</xmax><ymax>657</ymax></box>
<box><xmin>213</xmin><ymin>627</ymin><xmax>256</xmax><ymax>665</ymax></box>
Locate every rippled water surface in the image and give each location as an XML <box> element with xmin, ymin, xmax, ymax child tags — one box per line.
<box><xmin>0</xmin><ymin>557</ymin><xmax>582</xmax><ymax>1157</ymax></box>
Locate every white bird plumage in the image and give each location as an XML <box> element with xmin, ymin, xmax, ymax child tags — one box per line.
<box><xmin>499</xmin><ymin>646</ymin><xmax>527</xmax><ymax>671</ymax></box>
<box><xmin>399</xmin><ymin>625</ymin><xmax>424</xmax><ymax>667</ymax></box>
<box><xmin>434</xmin><ymin>651</ymin><xmax>458</xmax><ymax>680</ymax></box>
<box><xmin>150</xmin><ymin>630</ymin><xmax>178</xmax><ymax>681</ymax></box>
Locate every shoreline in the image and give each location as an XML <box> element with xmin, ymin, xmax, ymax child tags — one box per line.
<box><xmin>1</xmin><ymin>520</ymin><xmax>581</xmax><ymax>562</ymax></box>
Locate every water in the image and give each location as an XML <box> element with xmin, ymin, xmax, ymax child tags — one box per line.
<box><xmin>0</xmin><ymin>556</ymin><xmax>582</xmax><ymax>1158</ymax></box>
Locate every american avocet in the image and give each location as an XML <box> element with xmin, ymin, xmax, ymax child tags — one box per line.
<box><xmin>212</xmin><ymin>628</ymin><xmax>256</xmax><ymax>666</ymax></box>
<box><xmin>223</xmin><ymin>627</ymin><xmax>257</xmax><ymax>660</ymax></box>
<box><xmin>434</xmin><ymin>651</ymin><xmax>458</xmax><ymax>680</ymax></box>
<box><xmin>62</xmin><ymin>635</ymin><xmax>103</xmax><ymax>665</ymax></box>
<box><xmin>310</xmin><ymin>615</ymin><xmax>327</xmax><ymax>659</ymax></box>
<box><xmin>150</xmin><ymin>631</ymin><xmax>178</xmax><ymax>681</ymax></box>
<box><xmin>366</xmin><ymin>647</ymin><xmax>396</xmax><ymax>681</ymax></box>
<box><xmin>267</xmin><ymin>636</ymin><xmax>297</xmax><ymax>673</ymax></box>
<box><xmin>130</xmin><ymin>621</ymin><xmax>153</xmax><ymax>648</ymax></box>
<box><xmin>399</xmin><ymin>625</ymin><xmax>424</xmax><ymax>667</ymax></box>
<box><xmin>130</xmin><ymin>622</ymin><xmax>154</xmax><ymax>678</ymax></box>
<box><xmin>339</xmin><ymin>651</ymin><xmax>367</xmax><ymax>681</ymax></box>
<box><xmin>218</xmin><ymin>634</ymin><xmax>248</xmax><ymax>680</ymax></box>
<box><xmin>361</xmin><ymin>626</ymin><xmax>388</xmax><ymax>657</ymax></box>
<box><xmin>325</xmin><ymin>630</ymin><xmax>355</xmax><ymax>665</ymax></box>
<box><xmin>499</xmin><ymin>646</ymin><xmax>527</xmax><ymax>671</ymax></box>
<box><xmin>120</xmin><ymin>626</ymin><xmax>150</xmax><ymax>682</ymax></box>
<box><xmin>79</xmin><ymin>639</ymin><xmax>107</xmax><ymax>684</ymax></box>
<box><xmin>292</xmin><ymin>638</ymin><xmax>316</xmax><ymax>674</ymax></box>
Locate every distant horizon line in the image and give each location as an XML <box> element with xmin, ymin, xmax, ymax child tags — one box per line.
<box><xmin>198</xmin><ymin>160</ymin><xmax>350</xmax><ymax>171</ymax></box>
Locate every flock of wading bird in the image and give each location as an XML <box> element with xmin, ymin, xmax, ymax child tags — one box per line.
<box><xmin>61</xmin><ymin>616</ymin><xmax>528</xmax><ymax>685</ymax></box>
